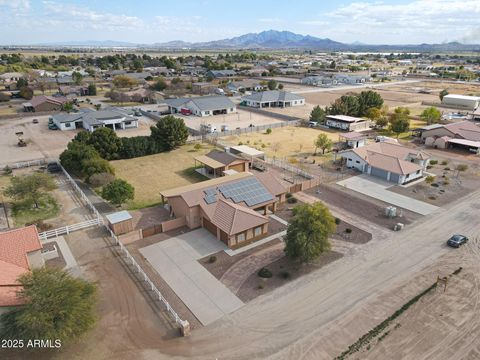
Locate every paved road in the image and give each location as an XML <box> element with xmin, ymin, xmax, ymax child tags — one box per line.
<box><xmin>155</xmin><ymin>189</ymin><xmax>480</xmax><ymax>360</ymax></box>
<box><xmin>139</xmin><ymin>228</ymin><xmax>243</xmax><ymax>326</ymax></box>
<box><xmin>337</xmin><ymin>174</ymin><xmax>439</xmax><ymax>215</ymax></box>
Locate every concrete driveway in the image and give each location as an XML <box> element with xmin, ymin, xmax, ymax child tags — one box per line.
<box><xmin>139</xmin><ymin>228</ymin><xmax>243</xmax><ymax>325</ymax></box>
<box><xmin>337</xmin><ymin>175</ymin><xmax>439</xmax><ymax>215</ymax></box>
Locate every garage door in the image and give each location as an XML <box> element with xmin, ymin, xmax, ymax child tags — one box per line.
<box><xmin>203</xmin><ymin>218</ymin><xmax>217</xmax><ymax>237</ymax></box>
<box><xmin>370</xmin><ymin>167</ymin><xmax>389</xmax><ymax>180</ymax></box>
<box><xmin>390</xmin><ymin>173</ymin><xmax>400</xmax><ymax>183</ymax></box>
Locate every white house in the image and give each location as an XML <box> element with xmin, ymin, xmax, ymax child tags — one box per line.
<box><xmin>51</xmin><ymin>108</ymin><xmax>138</xmax><ymax>132</ymax></box>
<box><xmin>241</xmin><ymin>90</ymin><xmax>305</xmax><ymax>108</ymax></box>
<box><xmin>164</xmin><ymin>96</ymin><xmax>236</xmax><ymax>117</ymax></box>
<box><xmin>325</xmin><ymin>115</ymin><xmax>370</xmax><ymax>131</ymax></box>
<box><xmin>340</xmin><ymin>141</ymin><xmax>430</xmax><ymax>185</ymax></box>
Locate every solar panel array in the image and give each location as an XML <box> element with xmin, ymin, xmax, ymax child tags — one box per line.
<box><xmin>203</xmin><ymin>188</ymin><xmax>217</xmax><ymax>204</ymax></box>
<box><xmin>218</xmin><ymin>177</ymin><xmax>274</xmax><ymax>207</ymax></box>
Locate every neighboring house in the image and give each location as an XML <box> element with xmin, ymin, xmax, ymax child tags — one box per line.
<box><xmin>160</xmin><ymin>172</ymin><xmax>287</xmax><ymax>249</ymax></box>
<box><xmin>58</xmin><ymin>85</ymin><xmax>89</xmax><ymax>97</ymax></box>
<box><xmin>226</xmin><ymin>80</ymin><xmax>265</xmax><ymax>94</ymax></box>
<box><xmin>334</xmin><ymin>74</ymin><xmax>371</xmax><ymax>85</ymax></box>
<box><xmin>442</xmin><ymin>94</ymin><xmax>480</xmax><ymax>111</ymax></box>
<box><xmin>192</xmin><ymin>82</ymin><xmax>217</xmax><ymax>95</ymax></box>
<box><xmin>338</xmin><ymin>132</ymin><xmax>367</xmax><ymax>149</ymax></box>
<box><xmin>340</xmin><ymin>141</ymin><xmax>430</xmax><ymax>184</ymax></box>
<box><xmin>0</xmin><ymin>225</ymin><xmax>44</xmax><ymax>315</ymax></box>
<box><xmin>242</xmin><ymin>90</ymin><xmax>305</xmax><ymax>108</ymax></box>
<box><xmin>124</xmin><ymin>72</ymin><xmax>152</xmax><ymax>82</ymax></box>
<box><xmin>418</xmin><ymin>121</ymin><xmax>480</xmax><ymax>154</ymax></box>
<box><xmin>164</xmin><ymin>95</ymin><xmax>236</xmax><ymax>117</ymax></box>
<box><xmin>23</xmin><ymin>95</ymin><xmax>68</xmax><ymax>112</ymax></box>
<box><xmin>50</xmin><ymin>107</ymin><xmax>138</xmax><ymax>132</ymax></box>
<box><xmin>122</xmin><ymin>88</ymin><xmax>160</xmax><ymax>103</ymax></box>
<box><xmin>325</xmin><ymin>115</ymin><xmax>370</xmax><ymax>132</ymax></box>
<box><xmin>194</xmin><ymin>150</ymin><xmax>250</xmax><ymax>178</ymax></box>
<box><xmin>0</xmin><ymin>72</ymin><xmax>24</xmax><ymax>84</ymax></box>
<box><xmin>206</xmin><ymin>70</ymin><xmax>236</xmax><ymax>78</ymax></box>
<box><xmin>301</xmin><ymin>76</ymin><xmax>338</xmax><ymax>87</ymax></box>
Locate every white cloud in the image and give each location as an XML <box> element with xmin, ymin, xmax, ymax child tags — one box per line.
<box><xmin>0</xmin><ymin>0</ymin><xmax>30</xmax><ymax>12</ymax></box>
<box><xmin>258</xmin><ymin>18</ymin><xmax>281</xmax><ymax>23</ymax></box>
<box><xmin>321</xmin><ymin>0</ymin><xmax>480</xmax><ymax>43</ymax></box>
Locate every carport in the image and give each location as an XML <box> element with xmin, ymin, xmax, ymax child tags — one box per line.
<box><xmin>447</xmin><ymin>138</ymin><xmax>480</xmax><ymax>154</ymax></box>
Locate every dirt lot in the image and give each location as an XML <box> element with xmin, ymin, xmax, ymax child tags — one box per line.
<box><xmin>177</xmin><ymin>108</ymin><xmax>284</xmax><ymax>132</ymax></box>
<box><xmin>263</xmin><ymin>103</ymin><xmax>315</xmax><ymax>120</ymax></box>
<box><xmin>111</xmin><ymin>143</ymin><xmax>215</xmax><ymax>209</ymax></box>
<box><xmin>222</xmin><ymin>125</ymin><xmax>342</xmax><ymax>159</ymax></box>
<box><xmin>389</xmin><ymin>158</ymin><xmax>480</xmax><ymax>207</ymax></box>
<box><xmin>305</xmin><ymin>184</ymin><xmax>421</xmax><ymax>229</ymax></box>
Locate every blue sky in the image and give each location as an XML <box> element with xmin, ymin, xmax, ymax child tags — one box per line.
<box><xmin>1</xmin><ymin>0</ymin><xmax>479</xmax><ymax>45</ymax></box>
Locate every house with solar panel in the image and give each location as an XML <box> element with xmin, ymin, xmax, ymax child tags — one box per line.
<box><xmin>160</xmin><ymin>172</ymin><xmax>287</xmax><ymax>249</ymax></box>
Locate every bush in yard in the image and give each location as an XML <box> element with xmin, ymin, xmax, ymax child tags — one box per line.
<box><xmin>3</xmin><ymin>165</ymin><xmax>12</xmax><ymax>175</ymax></box>
<box><xmin>444</xmin><ymin>167</ymin><xmax>451</xmax><ymax>171</ymax></box>
<box><xmin>287</xmin><ymin>197</ymin><xmax>297</xmax><ymax>204</ymax></box>
<box><xmin>258</xmin><ymin>267</ymin><xmax>273</xmax><ymax>278</ymax></box>
<box><xmin>456</xmin><ymin>164</ymin><xmax>468</xmax><ymax>172</ymax></box>
<box><xmin>150</xmin><ymin>115</ymin><xmax>189</xmax><ymax>151</ymax></box>
<box><xmin>119</xmin><ymin>136</ymin><xmax>160</xmax><ymax>159</ymax></box>
<box><xmin>429</xmin><ymin>160</ymin><xmax>438</xmax><ymax>165</ymax></box>
<box><xmin>285</xmin><ymin>192</ymin><xmax>293</xmax><ymax>199</ymax></box>
<box><xmin>88</xmin><ymin>172</ymin><xmax>115</xmax><ymax>187</ymax></box>
<box><xmin>0</xmin><ymin>267</ymin><xmax>97</xmax><ymax>344</ymax></box>
<box><xmin>441</xmin><ymin>160</ymin><xmax>448</xmax><ymax>166</ymax></box>
<box><xmin>101</xmin><ymin>179</ymin><xmax>134</xmax><ymax>206</ymax></box>
<box><xmin>310</xmin><ymin>105</ymin><xmax>326</xmax><ymax>124</ymax></box>
<box><xmin>208</xmin><ymin>255</ymin><xmax>217</xmax><ymax>264</ymax></box>
<box><xmin>284</xmin><ymin>202</ymin><xmax>336</xmax><ymax>262</ymax></box>
<box><xmin>265</xmin><ymin>128</ymin><xmax>272</xmax><ymax>135</ymax></box>
<box><xmin>194</xmin><ymin>143</ymin><xmax>202</xmax><ymax>151</ymax></box>
<box><xmin>425</xmin><ymin>175</ymin><xmax>435</xmax><ymax>185</ymax></box>
<box><xmin>335</xmin><ymin>218</ymin><xmax>341</xmax><ymax>225</ymax></box>
<box><xmin>88</xmin><ymin>84</ymin><xmax>97</xmax><ymax>96</ymax></box>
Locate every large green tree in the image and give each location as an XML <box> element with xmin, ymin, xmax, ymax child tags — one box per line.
<box><xmin>72</xmin><ymin>71</ymin><xmax>83</xmax><ymax>85</ymax></box>
<box><xmin>328</xmin><ymin>95</ymin><xmax>360</xmax><ymax>116</ymax></box>
<box><xmin>4</xmin><ymin>173</ymin><xmax>57</xmax><ymax>209</ymax></box>
<box><xmin>0</xmin><ymin>267</ymin><xmax>97</xmax><ymax>344</ymax></box>
<box><xmin>439</xmin><ymin>89</ymin><xmax>449</xmax><ymax>101</ymax></box>
<box><xmin>309</xmin><ymin>105</ymin><xmax>326</xmax><ymax>124</ymax></box>
<box><xmin>389</xmin><ymin>107</ymin><xmax>411</xmax><ymax>137</ymax></box>
<box><xmin>284</xmin><ymin>202</ymin><xmax>336</xmax><ymax>262</ymax></box>
<box><xmin>150</xmin><ymin>115</ymin><xmax>189</xmax><ymax>151</ymax></box>
<box><xmin>59</xmin><ymin>141</ymin><xmax>100</xmax><ymax>176</ymax></box>
<box><xmin>101</xmin><ymin>179</ymin><xmax>134</xmax><ymax>205</ymax></box>
<box><xmin>420</xmin><ymin>107</ymin><xmax>442</xmax><ymax>124</ymax></box>
<box><xmin>357</xmin><ymin>90</ymin><xmax>384</xmax><ymax>116</ymax></box>
<box><xmin>267</xmin><ymin>79</ymin><xmax>278</xmax><ymax>90</ymax></box>
<box><xmin>87</xmin><ymin>127</ymin><xmax>122</xmax><ymax>160</ymax></box>
<box><xmin>314</xmin><ymin>133</ymin><xmax>333</xmax><ymax>155</ymax></box>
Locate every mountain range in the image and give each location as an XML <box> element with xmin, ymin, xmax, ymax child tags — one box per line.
<box><xmin>31</xmin><ymin>30</ymin><xmax>480</xmax><ymax>52</ymax></box>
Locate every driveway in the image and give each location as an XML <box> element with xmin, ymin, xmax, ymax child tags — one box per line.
<box><xmin>337</xmin><ymin>175</ymin><xmax>439</xmax><ymax>215</ymax></box>
<box><xmin>139</xmin><ymin>228</ymin><xmax>244</xmax><ymax>326</ymax></box>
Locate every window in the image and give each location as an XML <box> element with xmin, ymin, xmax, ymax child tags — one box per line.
<box><xmin>237</xmin><ymin>233</ymin><xmax>245</xmax><ymax>242</ymax></box>
<box><xmin>204</xmin><ymin>110</ymin><xmax>210</xmax><ymax>115</ymax></box>
<box><xmin>355</xmin><ymin>160</ymin><xmax>360</xmax><ymax>164</ymax></box>
<box><xmin>125</xmin><ymin>121</ymin><xmax>131</xmax><ymax>125</ymax></box>
<box><xmin>254</xmin><ymin>226</ymin><xmax>263</xmax><ymax>237</ymax></box>
<box><xmin>230</xmin><ymin>108</ymin><xmax>234</xmax><ymax>111</ymax></box>
<box><xmin>348</xmin><ymin>158</ymin><xmax>353</xmax><ymax>162</ymax></box>
<box><xmin>64</xmin><ymin>122</ymin><xmax>71</xmax><ymax>128</ymax></box>
<box><xmin>417</xmin><ymin>170</ymin><xmax>420</xmax><ymax>174</ymax></box>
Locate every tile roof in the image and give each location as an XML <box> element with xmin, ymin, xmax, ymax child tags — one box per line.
<box><xmin>205</xmin><ymin>150</ymin><xmax>245</xmax><ymax>166</ymax></box>
<box><xmin>28</xmin><ymin>95</ymin><xmax>68</xmax><ymax>108</ymax></box>
<box><xmin>0</xmin><ymin>225</ymin><xmax>42</xmax><ymax>306</ymax></box>
<box><xmin>211</xmin><ymin>199</ymin><xmax>268</xmax><ymax>236</ymax></box>
<box><xmin>348</xmin><ymin>142</ymin><xmax>430</xmax><ymax>175</ymax></box>
<box><xmin>444</xmin><ymin>121</ymin><xmax>480</xmax><ymax>141</ymax></box>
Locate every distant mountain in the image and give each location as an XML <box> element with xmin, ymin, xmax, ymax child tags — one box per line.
<box><xmin>29</xmin><ymin>30</ymin><xmax>480</xmax><ymax>51</ymax></box>
<box><xmin>153</xmin><ymin>30</ymin><xmax>347</xmax><ymax>50</ymax></box>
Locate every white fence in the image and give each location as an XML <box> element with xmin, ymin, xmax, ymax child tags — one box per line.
<box><xmin>0</xmin><ymin>158</ymin><xmax>47</xmax><ymax>169</ymax></box>
<box><xmin>106</xmin><ymin>226</ymin><xmax>189</xmax><ymax>331</ymax></box>
<box><xmin>39</xmin><ymin>218</ymin><xmax>102</xmax><ymax>241</ymax></box>
<box><xmin>264</xmin><ymin>156</ymin><xmax>315</xmax><ymax>180</ymax></box>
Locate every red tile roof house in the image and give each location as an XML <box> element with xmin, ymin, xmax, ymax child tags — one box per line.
<box><xmin>0</xmin><ymin>225</ymin><xmax>44</xmax><ymax>315</ymax></box>
<box><xmin>160</xmin><ymin>172</ymin><xmax>287</xmax><ymax>249</ymax></box>
<box><xmin>22</xmin><ymin>95</ymin><xmax>68</xmax><ymax>112</ymax></box>
<box><xmin>419</xmin><ymin>121</ymin><xmax>480</xmax><ymax>154</ymax></box>
<box><xmin>339</xmin><ymin>141</ymin><xmax>431</xmax><ymax>185</ymax></box>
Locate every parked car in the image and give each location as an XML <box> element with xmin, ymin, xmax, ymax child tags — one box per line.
<box><xmin>447</xmin><ymin>234</ymin><xmax>469</xmax><ymax>248</ymax></box>
<box><xmin>32</xmin><ymin>118</ymin><xmax>39</xmax><ymax>124</ymax></box>
<box><xmin>46</xmin><ymin>162</ymin><xmax>61</xmax><ymax>173</ymax></box>
<box><xmin>180</xmin><ymin>108</ymin><xmax>192</xmax><ymax>115</ymax></box>
<box><xmin>308</xmin><ymin>121</ymin><xmax>318</xmax><ymax>127</ymax></box>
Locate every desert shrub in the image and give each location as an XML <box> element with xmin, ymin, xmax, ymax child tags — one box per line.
<box><xmin>345</xmin><ymin>228</ymin><xmax>352</xmax><ymax>234</ymax></box>
<box><xmin>429</xmin><ymin>160</ymin><xmax>438</xmax><ymax>165</ymax></box>
<box><xmin>440</xmin><ymin>160</ymin><xmax>448</xmax><ymax>166</ymax></box>
<box><xmin>428</xmin><ymin>196</ymin><xmax>437</xmax><ymax>200</ymax></box>
<box><xmin>426</xmin><ymin>165</ymin><xmax>432</xmax><ymax>170</ymax></box>
<box><xmin>335</xmin><ymin>218</ymin><xmax>341</xmax><ymax>225</ymax></box>
<box><xmin>88</xmin><ymin>172</ymin><xmax>115</xmax><ymax>187</ymax></box>
<box><xmin>444</xmin><ymin>167</ymin><xmax>451</xmax><ymax>171</ymax></box>
<box><xmin>193</xmin><ymin>143</ymin><xmax>202</xmax><ymax>151</ymax></box>
<box><xmin>3</xmin><ymin>165</ymin><xmax>12</xmax><ymax>175</ymax></box>
<box><xmin>287</xmin><ymin>197</ymin><xmax>298</xmax><ymax>204</ymax></box>
<box><xmin>258</xmin><ymin>267</ymin><xmax>272</xmax><ymax>278</ymax></box>
<box><xmin>443</xmin><ymin>180</ymin><xmax>450</xmax><ymax>186</ymax></box>
<box><xmin>431</xmin><ymin>183</ymin><xmax>439</xmax><ymax>187</ymax></box>
<box><xmin>265</xmin><ymin>128</ymin><xmax>272</xmax><ymax>135</ymax></box>
<box><xmin>208</xmin><ymin>255</ymin><xmax>217</xmax><ymax>264</ymax></box>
